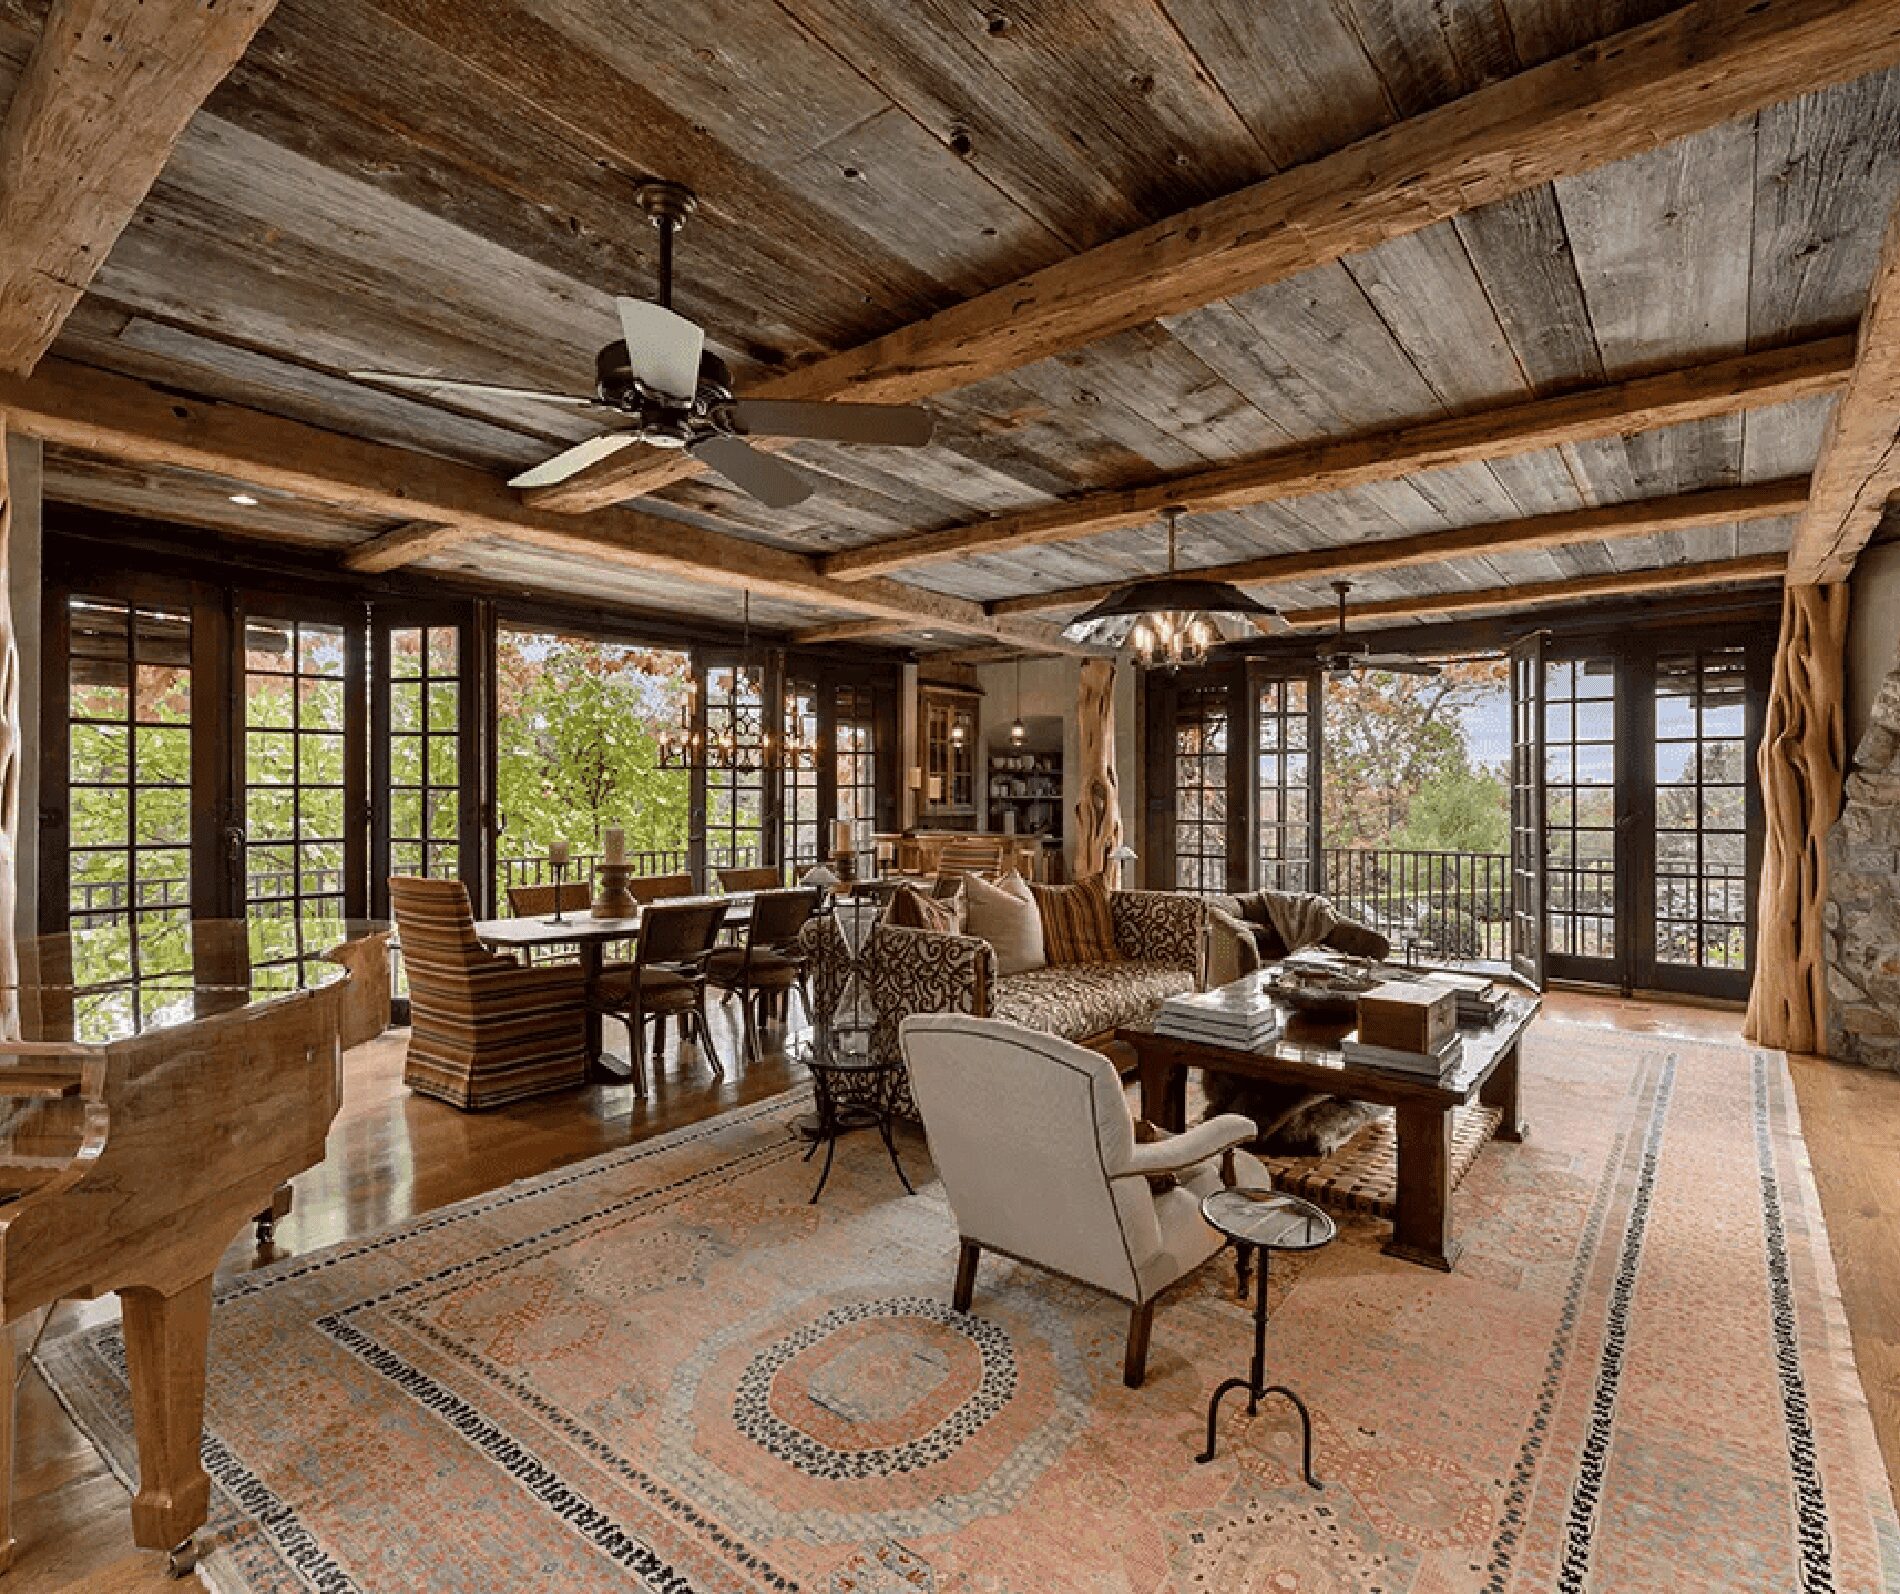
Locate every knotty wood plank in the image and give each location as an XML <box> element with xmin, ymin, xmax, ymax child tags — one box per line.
<box><xmin>1788</xmin><ymin>192</ymin><xmax>1900</xmax><ymax>581</ymax></box>
<box><xmin>822</xmin><ymin>336</ymin><xmax>1852</xmax><ymax>581</ymax></box>
<box><xmin>0</xmin><ymin>0</ymin><xmax>279</xmax><ymax>375</ymax></box>
<box><xmin>1278</xmin><ymin>552</ymin><xmax>1785</xmax><ymax>627</ymax></box>
<box><xmin>987</xmin><ymin>479</ymin><xmax>1807</xmax><ymax>615</ymax></box>
<box><xmin>527</xmin><ymin>0</ymin><xmax>1900</xmax><ymax>513</ymax></box>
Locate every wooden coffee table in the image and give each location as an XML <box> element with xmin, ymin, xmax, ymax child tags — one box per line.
<box><xmin>1118</xmin><ymin>982</ymin><xmax>1538</xmax><ymax>1271</ymax></box>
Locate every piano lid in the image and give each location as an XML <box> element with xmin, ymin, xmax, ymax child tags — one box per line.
<box><xmin>2</xmin><ymin>917</ymin><xmax>387</xmax><ymax>1047</ymax></box>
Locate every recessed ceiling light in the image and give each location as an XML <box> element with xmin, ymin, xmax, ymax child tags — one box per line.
<box><xmin>229</xmin><ymin>493</ymin><xmax>259</xmax><ymax>506</ymax></box>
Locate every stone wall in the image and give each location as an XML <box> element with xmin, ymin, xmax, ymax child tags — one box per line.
<box><xmin>1826</xmin><ymin>658</ymin><xmax>1900</xmax><ymax>1070</ymax></box>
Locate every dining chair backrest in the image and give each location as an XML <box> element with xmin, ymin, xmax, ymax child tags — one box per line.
<box><xmin>628</xmin><ymin>872</ymin><xmax>695</xmax><ymax>905</ymax></box>
<box><xmin>387</xmin><ymin>876</ymin><xmax>497</xmax><ymax>982</ymax></box>
<box><xmin>637</xmin><ymin>899</ymin><xmax>728</xmax><ymax>970</ymax></box>
<box><xmin>718</xmin><ymin>865</ymin><xmax>782</xmax><ymax>894</ymax></box>
<box><xmin>507</xmin><ymin>880</ymin><xmax>592</xmax><ymax>917</ymax></box>
<box><xmin>937</xmin><ymin>840</ymin><xmax>1006</xmax><ymax>878</ymax></box>
<box><xmin>746</xmin><ymin>887</ymin><xmax>820</xmax><ymax>952</ymax></box>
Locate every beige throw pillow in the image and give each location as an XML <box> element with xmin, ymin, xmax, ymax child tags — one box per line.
<box><xmin>962</xmin><ymin>869</ymin><xmax>1046</xmax><ymax>976</ymax></box>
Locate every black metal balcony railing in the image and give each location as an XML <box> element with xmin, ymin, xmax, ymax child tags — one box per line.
<box><xmin>1320</xmin><ymin>846</ymin><xmax>1512</xmax><ymax>964</ymax></box>
<box><xmin>495</xmin><ymin>848</ymin><xmax>693</xmax><ymax>896</ymax></box>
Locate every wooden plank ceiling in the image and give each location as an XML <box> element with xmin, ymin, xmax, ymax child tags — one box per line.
<box><xmin>3</xmin><ymin>0</ymin><xmax>1900</xmax><ymax>645</ymax></box>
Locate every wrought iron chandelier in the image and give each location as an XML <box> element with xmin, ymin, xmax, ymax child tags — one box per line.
<box><xmin>656</xmin><ymin>591</ymin><xmax>819</xmax><ymax>771</ymax></box>
<box><xmin>1060</xmin><ymin>505</ymin><xmax>1279</xmax><ymax>671</ymax></box>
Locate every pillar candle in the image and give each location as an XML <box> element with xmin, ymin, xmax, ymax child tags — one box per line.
<box><xmin>831</xmin><ymin>818</ymin><xmax>854</xmax><ymax>854</ymax></box>
<box><xmin>603</xmin><ymin>826</ymin><xmax>626</xmax><ymax>864</ymax></box>
<box><xmin>548</xmin><ymin>839</ymin><xmax>570</xmax><ymax>866</ymax></box>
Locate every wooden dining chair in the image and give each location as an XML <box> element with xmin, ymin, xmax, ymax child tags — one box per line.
<box><xmin>705</xmin><ymin>887</ymin><xmax>820</xmax><ymax>1062</ymax></box>
<box><xmin>628</xmin><ymin>872</ymin><xmax>695</xmax><ymax>906</ymax></box>
<box><xmin>506</xmin><ymin>880</ymin><xmax>592</xmax><ymax>917</ymax></box>
<box><xmin>717</xmin><ymin>865</ymin><xmax>782</xmax><ymax>894</ymax></box>
<box><xmin>590</xmin><ymin>898</ymin><xmax>728</xmax><ymax>1094</ymax></box>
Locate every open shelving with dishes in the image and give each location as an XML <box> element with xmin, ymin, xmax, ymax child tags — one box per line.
<box><xmin>987</xmin><ymin>746</ymin><xmax>1063</xmax><ymax>848</ymax></box>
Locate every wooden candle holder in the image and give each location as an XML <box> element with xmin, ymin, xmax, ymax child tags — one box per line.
<box><xmin>592</xmin><ymin>861</ymin><xmax>637</xmax><ymax>919</ymax></box>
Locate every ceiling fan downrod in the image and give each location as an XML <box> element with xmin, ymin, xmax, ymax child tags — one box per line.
<box><xmin>634</xmin><ymin>179</ymin><xmax>697</xmax><ymax>311</ymax></box>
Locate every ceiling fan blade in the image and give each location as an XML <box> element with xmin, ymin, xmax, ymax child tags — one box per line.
<box><xmin>726</xmin><ymin>397</ymin><xmax>933</xmax><ymax>447</ymax></box>
<box><xmin>691</xmin><ymin>435</ymin><xmax>814</xmax><ymax>509</ymax></box>
<box><xmin>507</xmin><ymin>433</ymin><xmax>641</xmax><ymax>489</ymax></box>
<box><xmin>350</xmin><ymin>371</ymin><xmax>600</xmax><ymax>407</ymax></box>
<box><xmin>617</xmin><ymin>296</ymin><xmax>704</xmax><ymax>401</ymax></box>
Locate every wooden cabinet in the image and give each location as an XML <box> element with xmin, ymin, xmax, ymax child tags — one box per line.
<box><xmin>921</xmin><ymin>686</ymin><xmax>979</xmax><ymax>818</ymax></box>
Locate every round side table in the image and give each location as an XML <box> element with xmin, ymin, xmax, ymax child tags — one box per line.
<box><xmin>794</xmin><ymin>1030</ymin><xmax>914</xmax><ymax>1205</ymax></box>
<box><xmin>1197</xmin><ymin>1187</ymin><xmax>1336</xmax><ymax>1479</ymax></box>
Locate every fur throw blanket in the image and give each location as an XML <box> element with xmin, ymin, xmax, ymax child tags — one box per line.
<box><xmin>1202</xmin><ymin>1069</ymin><xmax>1388</xmax><ymax>1158</ymax></box>
<box><xmin>1233</xmin><ymin>889</ymin><xmax>1341</xmax><ymax>954</ymax></box>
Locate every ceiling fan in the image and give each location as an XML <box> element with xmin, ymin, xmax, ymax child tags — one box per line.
<box><xmin>350</xmin><ymin>181</ymin><xmax>934</xmax><ymax>509</ymax></box>
<box><xmin>1316</xmin><ymin>581</ymin><xmax>1442</xmax><ymax>677</ymax></box>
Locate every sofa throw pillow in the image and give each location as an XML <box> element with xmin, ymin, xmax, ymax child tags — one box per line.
<box><xmin>886</xmin><ymin>883</ymin><xmax>963</xmax><ymax>934</ymax></box>
<box><xmin>1030</xmin><ymin>874</ymin><xmax>1121</xmax><ymax>966</ymax></box>
<box><xmin>962</xmin><ymin>870</ymin><xmax>1046</xmax><ymax>976</ymax></box>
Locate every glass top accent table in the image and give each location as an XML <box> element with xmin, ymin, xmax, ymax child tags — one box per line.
<box><xmin>1197</xmin><ymin>1188</ymin><xmax>1336</xmax><ymax>1477</ymax></box>
<box><xmin>790</xmin><ymin>1027</ymin><xmax>914</xmax><ymax>1205</ymax></box>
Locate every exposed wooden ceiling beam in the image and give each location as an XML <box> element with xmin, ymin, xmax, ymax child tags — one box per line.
<box><xmin>789</xmin><ymin>613</ymin><xmax>1098</xmax><ymax>657</ymax></box>
<box><xmin>790</xmin><ymin>618</ymin><xmax>911</xmax><ymax>646</ymax></box>
<box><xmin>987</xmin><ymin>479</ymin><xmax>1809</xmax><ymax>616</ymax></box>
<box><xmin>831</xmin><ymin>338</ymin><xmax>1847</xmax><ymax>583</ymax></box>
<box><xmin>0</xmin><ymin>359</ymin><xmax>1084</xmax><ymax>652</ymax></box>
<box><xmin>1787</xmin><ymin>199</ymin><xmax>1900</xmax><ymax>582</ymax></box>
<box><xmin>1279</xmin><ymin>554</ymin><xmax>1787</xmax><ymax>629</ymax></box>
<box><xmin>0</xmin><ymin>0</ymin><xmax>279</xmax><ymax>376</ymax></box>
<box><xmin>523</xmin><ymin>0</ymin><xmax>1900</xmax><ymax>515</ymax></box>
<box><xmin>342</xmin><ymin>520</ymin><xmax>464</xmax><ymax>573</ymax></box>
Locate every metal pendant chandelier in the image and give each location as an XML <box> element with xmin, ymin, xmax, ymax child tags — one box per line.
<box><xmin>1060</xmin><ymin>506</ymin><xmax>1279</xmax><ymax>670</ymax></box>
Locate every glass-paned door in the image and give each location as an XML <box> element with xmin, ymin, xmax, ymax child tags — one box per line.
<box><xmin>61</xmin><ymin>597</ymin><xmax>196</xmax><ymax>1001</ymax></box>
<box><xmin>1174</xmin><ymin>684</ymin><xmax>1229</xmax><ymax>892</ymax></box>
<box><xmin>782</xmin><ymin>679</ymin><xmax>821</xmax><ymax>875</ymax></box>
<box><xmin>704</xmin><ymin>663</ymin><xmax>766</xmax><ymax>873</ymax></box>
<box><xmin>1543</xmin><ymin>655</ymin><xmax>1621</xmax><ymax>983</ymax></box>
<box><xmin>835</xmin><ymin>682</ymin><xmax>877</xmax><ymax>856</ymax></box>
<box><xmin>240</xmin><ymin>615</ymin><xmax>360</xmax><ymax>983</ymax></box>
<box><xmin>1645</xmin><ymin>646</ymin><xmax>1755</xmax><ymax>996</ymax></box>
<box><xmin>1508</xmin><ymin>633</ymin><xmax>1545</xmax><ymax>989</ymax></box>
<box><xmin>1253</xmin><ymin>669</ymin><xmax>1317</xmax><ymax>890</ymax></box>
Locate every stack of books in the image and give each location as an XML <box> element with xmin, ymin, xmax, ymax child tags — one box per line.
<box><xmin>1342</xmin><ymin>979</ymin><xmax>1464</xmax><ymax>1080</ymax></box>
<box><xmin>1416</xmin><ymin>970</ymin><xmax>1508</xmax><ymax>1027</ymax></box>
<box><xmin>1155</xmin><ymin>985</ymin><xmax>1283</xmax><ymax>1050</ymax></box>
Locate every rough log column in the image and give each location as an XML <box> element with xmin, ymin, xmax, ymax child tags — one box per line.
<box><xmin>0</xmin><ymin>419</ymin><xmax>16</xmax><ymax>1041</ymax></box>
<box><xmin>1746</xmin><ymin>583</ymin><xmax>1849</xmax><ymax>1054</ymax></box>
<box><xmin>1075</xmin><ymin>659</ymin><xmax>1122</xmax><ymax>885</ymax></box>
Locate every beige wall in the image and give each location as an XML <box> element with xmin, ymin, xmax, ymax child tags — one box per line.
<box><xmin>973</xmin><ymin>656</ymin><xmax>1137</xmax><ymax>878</ymax></box>
<box><xmin>1848</xmin><ymin>545</ymin><xmax>1900</xmax><ymax>754</ymax></box>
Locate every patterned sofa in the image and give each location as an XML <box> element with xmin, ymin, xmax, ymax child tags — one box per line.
<box><xmin>861</xmin><ymin>889</ymin><xmax>1208</xmax><ymax>1117</ymax></box>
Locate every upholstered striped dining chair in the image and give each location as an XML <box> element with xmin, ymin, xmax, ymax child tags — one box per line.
<box><xmin>387</xmin><ymin>875</ymin><xmax>588</xmax><ymax>1110</ymax></box>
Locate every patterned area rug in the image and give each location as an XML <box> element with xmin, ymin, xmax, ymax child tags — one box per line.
<box><xmin>37</xmin><ymin>1026</ymin><xmax>1900</xmax><ymax>1592</ymax></box>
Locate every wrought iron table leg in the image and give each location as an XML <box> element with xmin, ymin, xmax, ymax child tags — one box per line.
<box><xmin>878</xmin><ymin>1108</ymin><xmax>913</xmax><ymax>1195</ymax></box>
<box><xmin>809</xmin><ymin>1128</ymin><xmax>839</xmax><ymax>1203</ymax></box>
<box><xmin>1197</xmin><ymin>1243</ymin><xmax>1321</xmax><ymax>1486</ymax></box>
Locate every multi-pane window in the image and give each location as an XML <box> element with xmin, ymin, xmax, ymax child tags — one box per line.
<box><xmin>244</xmin><ymin>619</ymin><xmax>349</xmax><ymax>983</ymax></box>
<box><xmin>1544</xmin><ymin>657</ymin><xmax>1617</xmax><ymax>960</ymax></box>
<box><xmin>835</xmin><ymin>682</ymin><xmax>877</xmax><ymax>854</ymax></box>
<box><xmin>1174</xmin><ymin>685</ymin><xmax>1229</xmax><ymax>892</ymax></box>
<box><xmin>64</xmin><ymin>598</ymin><xmax>195</xmax><ymax>1011</ymax></box>
<box><xmin>783</xmin><ymin>680</ymin><xmax>821</xmax><ymax>874</ymax></box>
<box><xmin>387</xmin><ymin>626</ymin><xmax>461</xmax><ymax>881</ymax></box>
<box><xmin>1255</xmin><ymin>676</ymin><xmax>1312</xmax><ymax>890</ymax></box>
<box><xmin>1655</xmin><ymin>649</ymin><xmax>1749</xmax><ymax>970</ymax></box>
<box><xmin>705</xmin><ymin>664</ymin><xmax>765</xmax><ymax>871</ymax></box>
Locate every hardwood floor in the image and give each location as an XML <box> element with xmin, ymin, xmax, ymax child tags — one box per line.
<box><xmin>8</xmin><ymin>994</ymin><xmax>1899</xmax><ymax>1591</ymax></box>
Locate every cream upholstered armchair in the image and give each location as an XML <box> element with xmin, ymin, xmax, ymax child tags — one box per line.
<box><xmin>900</xmin><ymin>1013</ymin><xmax>1268</xmax><ymax>1387</ymax></box>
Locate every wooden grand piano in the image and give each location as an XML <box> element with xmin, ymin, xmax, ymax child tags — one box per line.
<box><xmin>0</xmin><ymin>917</ymin><xmax>373</xmax><ymax>1577</ymax></box>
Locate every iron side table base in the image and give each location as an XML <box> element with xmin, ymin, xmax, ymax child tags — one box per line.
<box><xmin>1197</xmin><ymin>1242</ymin><xmax>1321</xmax><ymax>1485</ymax></box>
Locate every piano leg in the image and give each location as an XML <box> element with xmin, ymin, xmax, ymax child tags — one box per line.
<box><xmin>119</xmin><ymin>1276</ymin><xmax>214</xmax><ymax>1566</ymax></box>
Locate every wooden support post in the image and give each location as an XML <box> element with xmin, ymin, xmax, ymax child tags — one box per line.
<box><xmin>1075</xmin><ymin>659</ymin><xmax>1122</xmax><ymax>885</ymax></box>
<box><xmin>0</xmin><ymin>419</ymin><xmax>16</xmax><ymax>1042</ymax></box>
<box><xmin>1745</xmin><ymin>582</ymin><xmax>1849</xmax><ymax>1054</ymax></box>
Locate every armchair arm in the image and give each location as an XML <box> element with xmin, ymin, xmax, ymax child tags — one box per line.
<box><xmin>1204</xmin><ymin>906</ymin><xmax>1262</xmax><ymax>989</ymax></box>
<box><xmin>1109</xmin><ymin>1114</ymin><xmax>1257</xmax><ymax>1179</ymax></box>
<box><xmin>866</xmin><ymin>922</ymin><xmax>994</xmax><ymax>1064</ymax></box>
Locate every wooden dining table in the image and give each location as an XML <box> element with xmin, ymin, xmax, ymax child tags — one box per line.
<box><xmin>473</xmin><ymin>893</ymin><xmax>755</xmax><ymax>1081</ymax></box>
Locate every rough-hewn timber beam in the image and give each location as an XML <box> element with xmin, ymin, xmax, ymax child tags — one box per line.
<box><xmin>342</xmin><ymin>521</ymin><xmax>466</xmax><ymax>574</ymax></box>
<box><xmin>790</xmin><ymin>618</ymin><xmax>912</xmax><ymax>646</ymax></box>
<box><xmin>832</xmin><ymin>337</ymin><xmax>1846</xmax><ymax>585</ymax></box>
<box><xmin>987</xmin><ymin>479</ymin><xmax>1810</xmax><ymax>616</ymax></box>
<box><xmin>1278</xmin><ymin>555</ymin><xmax>1786</xmax><ymax>629</ymax></box>
<box><xmin>789</xmin><ymin>613</ymin><xmax>1101</xmax><ymax>658</ymax></box>
<box><xmin>0</xmin><ymin>0</ymin><xmax>279</xmax><ymax>376</ymax></box>
<box><xmin>0</xmin><ymin>360</ymin><xmax>1079</xmax><ymax>651</ymax></box>
<box><xmin>525</xmin><ymin>0</ymin><xmax>1900</xmax><ymax>514</ymax></box>
<box><xmin>1787</xmin><ymin>198</ymin><xmax>1900</xmax><ymax>582</ymax></box>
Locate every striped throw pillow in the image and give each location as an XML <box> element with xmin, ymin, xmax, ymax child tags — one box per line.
<box><xmin>1031</xmin><ymin>874</ymin><xmax>1121</xmax><ymax>966</ymax></box>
